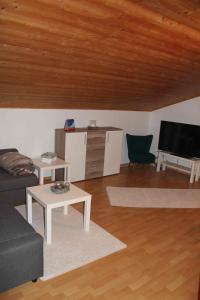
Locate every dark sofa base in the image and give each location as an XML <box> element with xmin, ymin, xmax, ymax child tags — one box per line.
<box><xmin>0</xmin><ymin>188</ymin><xmax>27</xmax><ymax>206</ymax></box>
<box><xmin>0</xmin><ymin>203</ymin><xmax>43</xmax><ymax>292</ymax></box>
<box><xmin>0</xmin><ymin>234</ymin><xmax>43</xmax><ymax>292</ymax></box>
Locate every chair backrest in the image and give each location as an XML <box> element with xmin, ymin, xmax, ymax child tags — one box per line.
<box><xmin>126</xmin><ymin>134</ymin><xmax>153</xmax><ymax>154</ymax></box>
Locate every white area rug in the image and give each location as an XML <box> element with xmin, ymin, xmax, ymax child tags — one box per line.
<box><xmin>106</xmin><ymin>187</ymin><xmax>200</xmax><ymax>208</ymax></box>
<box><xmin>16</xmin><ymin>203</ymin><xmax>126</xmax><ymax>281</ymax></box>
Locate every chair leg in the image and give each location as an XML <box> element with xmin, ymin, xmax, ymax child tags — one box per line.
<box><xmin>129</xmin><ymin>162</ymin><xmax>135</xmax><ymax>168</ymax></box>
<box><xmin>150</xmin><ymin>163</ymin><xmax>156</xmax><ymax>167</ymax></box>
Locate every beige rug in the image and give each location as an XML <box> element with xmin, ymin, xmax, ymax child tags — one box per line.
<box><xmin>16</xmin><ymin>203</ymin><xmax>126</xmax><ymax>281</ymax></box>
<box><xmin>106</xmin><ymin>187</ymin><xmax>200</xmax><ymax>208</ymax></box>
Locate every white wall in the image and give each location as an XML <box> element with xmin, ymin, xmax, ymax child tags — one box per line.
<box><xmin>1</xmin><ymin>97</ymin><xmax>198</xmax><ymax>168</ymax></box>
<box><xmin>0</xmin><ymin>108</ymin><xmax>150</xmax><ymax>164</ymax></box>
<box><xmin>149</xmin><ymin>97</ymin><xmax>200</xmax><ymax>155</ymax></box>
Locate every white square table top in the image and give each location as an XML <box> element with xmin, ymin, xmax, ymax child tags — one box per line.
<box><xmin>32</xmin><ymin>158</ymin><xmax>70</xmax><ymax>170</ymax></box>
<box><xmin>26</xmin><ymin>183</ymin><xmax>91</xmax><ymax>208</ymax></box>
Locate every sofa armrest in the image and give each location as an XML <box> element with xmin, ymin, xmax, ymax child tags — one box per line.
<box><xmin>0</xmin><ymin>149</ymin><xmax>18</xmax><ymax>156</ymax></box>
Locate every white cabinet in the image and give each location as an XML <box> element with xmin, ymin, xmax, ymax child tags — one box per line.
<box><xmin>65</xmin><ymin>132</ymin><xmax>87</xmax><ymax>182</ymax></box>
<box><xmin>103</xmin><ymin>130</ymin><xmax>123</xmax><ymax>176</ymax></box>
<box><xmin>55</xmin><ymin>127</ymin><xmax>123</xmax><ymax>182</ymax></box>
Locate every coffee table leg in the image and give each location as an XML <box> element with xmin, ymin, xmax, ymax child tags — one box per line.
<box><xmin>67</xmin><ymin>165</ymin><xmax>70</xmax><ymax>182</ymax></box>
<box><xmin>64</xmin><ymin>167</ymin><xmax>67</xmax><ymax>182</ymax></box>
<box><xmin>26</xmin><ymin>193</ymin><xmax>33</xmax><ymax>224</ymax></box>
<box><xmin>51</xmin><ymin>169</ymin><xmax>55</xmax><ymax>182</ymax></box>
<box><xmin>63</xmin><ymin>205</ymin><xmax>68</xmax><ymax>215</ymax></box>
<box><xmin>64</xmin><ymin>165</ymin><xmax>70</xmax><ymax>182</ymax></box>
<box><xmin>45</xmin><ymin>207</ymin><xmax>52</xmax><ymax>244</ymax></box>
<box><xmin>84</xmin><ymin>198</ymin><xmax>91</xmax><ymax>232</ymax></box>
<box><xmin>39</xmin><ymin>169</ymin><xmax>44</xmax><ymax>185</ymax></box>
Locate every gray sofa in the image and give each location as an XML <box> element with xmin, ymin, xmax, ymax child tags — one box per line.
<box><xmin>0</xmin><ymin>202</ymin><xmax>43</xmax><ymax>292</ymax></box>
<box><xmin>0</xmin><ymin>149</ymin><xmax>43</xmax><ymax>292</ymax></box>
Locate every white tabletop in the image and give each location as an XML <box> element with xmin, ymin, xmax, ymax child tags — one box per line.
<box><xmin>33</xmin><ymin>158</ymin><xmax>69</xmax><ymax>169</ymax></box>
<box><xmin>27</xmin><ymin>183</ymin><xmax>91</xmax><ymax>207</ymax></box>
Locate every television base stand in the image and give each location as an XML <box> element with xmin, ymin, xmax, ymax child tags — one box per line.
<box><xmin>156</xmin><ymin>150</ymin><xmax>200</xmax><ymax>183</ymax></box>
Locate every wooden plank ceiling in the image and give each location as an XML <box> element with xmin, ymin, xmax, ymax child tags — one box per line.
<box><xmin>1</xmin><ymin>0</ymin><xmax>200</xmax><ymax>111</ymax></box>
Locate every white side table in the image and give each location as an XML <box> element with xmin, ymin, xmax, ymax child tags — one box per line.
<box><xmin>33</xmin><ymin>158</ymin><xmax>70</xmax><ymax>185</ymax></box>
<box><xmin>26</xmin><ymin>183</ymin><xmax>92</xmax><ymax>244</ymax></box>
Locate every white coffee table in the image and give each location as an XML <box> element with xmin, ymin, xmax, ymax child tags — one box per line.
<box><xmin>33</xmin><ymin>158</ymin><xmax>70</xmax><ymax>185</ymax></box>
<box><xmin>26</xmin><ymin>183</ymin><xmax>92</xmax><ymax>244</ymax></box>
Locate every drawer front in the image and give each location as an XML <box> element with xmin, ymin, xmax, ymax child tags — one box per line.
<box><xmin>85</xmin><ymin>131</ymin><xmax>106</xmax><ymax>179</ymax></box>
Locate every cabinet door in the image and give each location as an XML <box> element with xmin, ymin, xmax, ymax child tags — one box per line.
<box><xmin>103</xmin><ymin>130</ymin><xmax>123</xmax><ymax>176</ymax></box>
<box><xmin>65</xmin><ymin>132</ymin><xmax>87</xmax><ymax>182</ymax></box>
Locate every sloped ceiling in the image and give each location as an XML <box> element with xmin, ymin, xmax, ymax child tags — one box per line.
<box><xmin>1</xmin><ymin>0</ymin><xmax>200</xmax><ymax>111</ymax></box>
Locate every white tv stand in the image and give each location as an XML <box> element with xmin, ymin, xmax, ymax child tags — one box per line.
<box><xmin>156</xmin><ymin>150</ymin><xmax>200</xmax><ymax>183</ymax></box>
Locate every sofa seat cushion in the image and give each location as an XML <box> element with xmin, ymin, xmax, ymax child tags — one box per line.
<box><xmin>0</xmin><ymin>168</ymin><xmax>38</xmax><ymax>192</ymax></box>
<box><xmin>0</xmin><ymin>204</ymin><xmax>35</xmax><ymax>243</ymax></box>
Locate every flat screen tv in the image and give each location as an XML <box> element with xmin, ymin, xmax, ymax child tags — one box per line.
<box><xmin>158</xmin><ymin>120</ymin><xmax>200</xmax><ymax>158</ymax></box>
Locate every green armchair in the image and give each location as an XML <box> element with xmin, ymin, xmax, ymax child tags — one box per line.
<box><xmin>126</xmin><ymin>134</ymin><xmax>155</xmax><ymax>165</ymax></box>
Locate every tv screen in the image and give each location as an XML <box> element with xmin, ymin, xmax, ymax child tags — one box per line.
<box><xmin>158</xmin><ymin>120</ymin><xmax>200</xmax><ymax>158</ymax></box>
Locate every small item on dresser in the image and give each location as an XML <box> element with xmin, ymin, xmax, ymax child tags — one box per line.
<box><xmin>64</xmin><ymin>119</ymin><xmax>75</xmax><ymax>131</ymax></box>
<box><xmin>88</xmin><ymin>120</ymin><xmax>98</xmax><ymax>130</ymax></box>
<box><xmin>51</xmin><ymin>181</ymin><xmax>70</xmax><ymax>194</ymax></box>
<box><xmin>41</xmin><ymin>152</ymin><xmax>57</xmax><ymax>164</ymax></box>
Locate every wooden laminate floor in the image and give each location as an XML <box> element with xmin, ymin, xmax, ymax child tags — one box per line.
<box><xmin>1</xmin><ymin>165</ymin><xmax>200</xmax><ymax>300</ymax></box>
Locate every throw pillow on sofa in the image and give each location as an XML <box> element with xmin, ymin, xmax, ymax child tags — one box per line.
<box><xmin>0</xmin><ymin>152</ymin><xmax>35</xmax><ymax>176</ymax></box>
